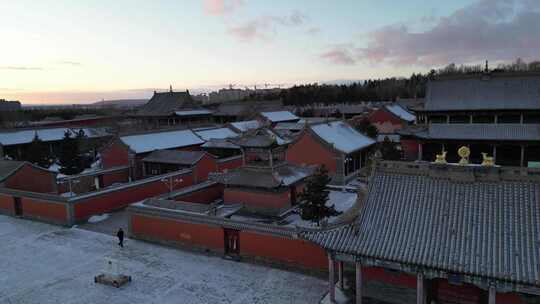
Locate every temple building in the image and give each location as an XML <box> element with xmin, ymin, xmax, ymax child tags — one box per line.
<box><xmin>302</xmin><ymin>159</ymin><xmax>540</xmax><ymax>304</ymax></box>
<box><xmin>400</xmin><ymin>72</ymin><xmax>540</xmax><ymax>166</ymax></box>
<box><xmin>286</xmin><ymin>120</ymin><xmax>376</xmax><ymax>185</ymax></box>
<box><xmin>132</xmin><ymin>88</ymin><xmax>212</xmax><ymax>128</ymax></box>
<box><xmin>210</xmin><ymin>128</ymin><xmax>314</xmax><ymax>215</ymax></box>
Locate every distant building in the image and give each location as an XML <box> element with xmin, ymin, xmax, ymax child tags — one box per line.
<box><xmin>132</xmin><ymin>88</ymin><xmax>212</xmax><ymax>128</ymax></box>
<box><xmin>400</xmin><ymin>72</ymin><xmax>540</xmax><ymax>166</ymax></box>
<box><xmin>368</xmin><ymin>103</ymin><xmax>415</xmax><ymax>144</ymax></box>
<box><xmin>0</xmin><ymin>99</ymin><xmax>21</xmax><ymax>111</ymax></box>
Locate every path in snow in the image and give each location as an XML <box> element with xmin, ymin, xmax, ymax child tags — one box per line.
<box><xmin>0</xmin><ymin>215</ymin><xmax>326</xmax><ymax>304</ymax></box>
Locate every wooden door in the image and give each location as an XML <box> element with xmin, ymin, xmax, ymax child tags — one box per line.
<box><xmin>13</xmin><ymin>197</ymin><xmax>22</xmax><ymax>216</ymax></box>
<box><xmin>224</xmin><ymin>229</ymin><xmax>240</xmax><ymax>255</ymax></box>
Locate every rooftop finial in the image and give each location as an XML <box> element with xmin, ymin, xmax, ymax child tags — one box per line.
<box><xmin>485</xmin><ymin>60</ymin><xmax>489</xmax><ymax>73</ymax></box>
<box><xmin>170</xmin><ymin>85</ymin><xmax>173</xmax><ymax>93</ymax></box>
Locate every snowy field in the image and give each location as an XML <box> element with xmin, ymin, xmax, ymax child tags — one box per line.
<box><xmin>0</xmin><ymin>215</ymin><xmax>326</xmax><ymax>304</ymax></box>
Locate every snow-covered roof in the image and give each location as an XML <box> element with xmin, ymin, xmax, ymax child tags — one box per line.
<box><xmin>385</xmin><ymin>104</ymin><xmax>415</xmax><ymax>122</ymax></box>
<box><xmin>120</xmin><ymin>129</ymin><xmax>204</xmax><ymax>154</ymax></box>
<box><xmin>194</xmin><ymin>127</ymin><xmax>238</xmax><ymax>141</ymax></box>
<box><xmin>174</xmin><ymin>109</ymin><xmax>213</xmax><ymax>116</ymax></box>
<box><xmin>229</xmin><ymin>120</ymin><xmax>262</xmax><ymax>132</ymax></box>
<box><xmin>0</xmin><ymin>127</ymin><xmax>109</xmax><ymax>146</ymax></box>
<box><xmin>310</xmin><ymin>121</ymin><xmax>375</xmax><ymax>154</ymax></box>
<box><xmin>260</xmin><ymin>111</ymin><xmax>299</xmax><ymax>123</ymax></box>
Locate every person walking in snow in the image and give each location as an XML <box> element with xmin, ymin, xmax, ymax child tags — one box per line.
<box><xmin>117</xmin><ymin>228</ymin><xmax>124</xmax><ymax>248</ymax></box>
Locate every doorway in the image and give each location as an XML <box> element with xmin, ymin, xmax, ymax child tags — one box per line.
<box><xmin>224</xmin><ymin>229</ymin><xmax>240</xmax><ymax>255</ymax></box>
<box><xmin>13</xmin><ymin>197</ymin><xmax>22</xmax><ymax>216</ymax></box>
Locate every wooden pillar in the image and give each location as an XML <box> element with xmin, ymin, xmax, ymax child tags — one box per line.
<box><xmin>520</xmin><ymin>145</ymin><xmax>525</xmax><ymax>167</ymax></box>
<box><xmin>494</xmin><ymin>115</ymin><xmax>498</xmax><ymax>124</ymax></box>
<box><xmin>338</xmin><ymin>261</ymin><xmax>344</xmax><ymax>289</ymax></box>
<box><xmin>417</xmin><ymin>273</ymin><xmax>425</xmax><ymax>304</ymax></box>
<box><xmin>488</xmin><ymin>285</ymin><xmax>496</xmax><ymax>304</ymax></box>
<box><xmin>469</xmin><ymin>115</ymin><xmax>473</xmax><ymax>123</ymax></box>
<box><xmin>355</xmin><ymin>262</ymin><xmax>363</xmax><ymax>304</ymax></box>
<box><xmin>328</xmin><ymin>255</ymin><xmax>336</xmax><ymax>303</ymax></box>
<box><xmin>418</xmin><ymin>143</ymin><xmax>423</xmax><ymax>161</ymax></box>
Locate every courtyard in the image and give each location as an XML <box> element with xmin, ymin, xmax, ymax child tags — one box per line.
<box><xmin>0</xmin><ymin>215</ymin><xmax>327</xmax><ymax>304</ymax></box>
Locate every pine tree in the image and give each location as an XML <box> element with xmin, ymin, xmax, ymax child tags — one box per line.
<box><xmin>58</xmin><ymin>130</ymin><xmax>84</xmax><ymax>175</ymax></box>
<box><xmin>26</xmin><ymin>133</ymin><xmax>51</xmax><ymax>168</ymax></box>
<box><xmin>298</xmin><ymin>165</ymin><xmax>339</xmax><ymax>226</ymax></box>
<box><xmin>380</xmin><ymin>137</ymin><xmax>401</xmax><ymax>160</ymax></box>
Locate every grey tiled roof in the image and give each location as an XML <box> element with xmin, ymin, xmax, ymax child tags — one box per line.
<box><xmin>425</xmin><ymin>74</ymin><xmax>540</xmax><ymax>111</ymax></box>
<box><xmin>302</xmin><ymin>163</ymin><xmax>540</xmax><ymax>286</ymax></box>
<box><xmin>407</xmin><ymin>123</ymin><xmax>540</xmax><ymax>141</ymax></box>
<box><xmin>0</xmin><ymin>160</ymin><xmax>25</xmax><ymax>182</ymax></box>
<box><xmin>136</xmin><ymin>91</ymin><xmax>201</xmax><ymax>116</ymax></box>
<box><xmin>211</xmin><ymin>163</ymin><xmax>314</xmax><ymax>188</ymax></box>
<box><xmin>142</xmin><ymin>150</ymin><xmax>206</xmax><ymax>165</ymax></box>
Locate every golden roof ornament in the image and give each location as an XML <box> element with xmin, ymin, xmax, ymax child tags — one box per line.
<box><xmin>434</xmin><ymin>150</ymin><xmax>447</xmax><ymax>164</ymax></box>
<box><xmin>481</xmin><ymin>152</ymin><xmax>494</xmax><ymax>166</ymax></box>
<box><xmin>458</xmin><ymin>146</ymin><xmax>470</xmax><ymax>165</ymax></box>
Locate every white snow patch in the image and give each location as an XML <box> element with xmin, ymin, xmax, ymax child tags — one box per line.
<box><xmin>385</xmin><ymin>104</ymin><xmax>415</xmax><ymax>122</ymax></box>
<box><xmin>87</xmin><ymin>213</ymin><xmax>110</xmax><ymax>223</ymax></box>
<box><xmin>121</xmin><ymin>129</ymin><xmax>204</xmax><ymax>154</ymax></box>
<box><xmin>60</xmin><ymin>192</ymin><xmax>76</xmax><ymax>198</ymax></box>
<box><xmin>260</xmin><ymin>111</ymin><xmax>299</xmax><ymax>123</ymax></box>
<box><xmin>230</xmin><ymin>120</ymin><xmax>261</xmax><ymax>132</ymax></box>
<box><xmin>0</xmin><ymin>215</ymin><xmax>326</xmax><ymax>303</ymax></box>
<box><xmin>310</xmin><ymin>121</ymin><xmax>375</xmax><ymax>153</ymax></box>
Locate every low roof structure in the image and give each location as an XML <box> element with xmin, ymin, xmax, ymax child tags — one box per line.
<box><xmin>213</xmin><ymin>100</ymin><xmax>284</xmax><ymax>118</ymax></box>
<box><xmin>260</xmin><ymin>111</ymin><xmax>299</xmax><ymax>123</ymax></box>
<box><xmin>120</xmin><ymin>129</ymin><xmax>204</xmax><ymax>154</ymax></box>
<box><xmin>229</xmin><ymin>120</ymin><xmax>262</xmax><ymax>133</ymax></box>
<box><xmin>174</xmin><ymin>109</ymin><xmax>213</xmax><ymax>117</ymax></box>
<box><xmin>309</xmin><ymin>121</ymin><xmax>376</xmax><ymax>154</ymax></box>
<box><xmin>201</xmin><ymin>138</ymin><xmax>240</xmax><ymax>150</ymax></box>
<box><xmin>142</xmin><ymin>150</ymin><xmax>207</xmax><ymax>166</ymax></box>
<box><xmin>385</xmin><ymin>104</ymin><xmax>416</xmax><ymax>122</ymax></box>
<box><xmin>211</xmin><ymin>164</ymin><xmax>314</xmax><ymax>188</ymax></box>
<box><xmin>194</xmin><ymin>127</ymin><xmax>238</xmax><ymax>141</ymax></box>
<box><xmin>401</xmin><ymin>123</ymin><xmax>540</xmax><ymax>141</ymax></box>
<box><xmin>0</xmin><ymin>127</ymin><xmax>109</xmax><ymax>146</ymax></box>
<box><xmin>0</xmin><ymin>160</ymin><xmax>26</xmax><ymax>182</ymax></box>
<box><xmin>303</xmin><ymin>161</ymin><xmax>540</xmax><ymax>289</ymax></box>
<box><xmin>424</xmin><ymin>73</ymin><xmax>540</xmax><ymax>111</ymax></box>
<box><xmin>230</xmin><ymin>128</ymin><xmax>289</xmax><ymax>148</ymax></box>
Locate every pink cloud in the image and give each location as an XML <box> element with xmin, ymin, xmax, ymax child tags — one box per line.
<box><xmin>322</xmin><ymin>0</ymin><xmax>540</xmax><ymax>66</ymax></box>
<box><xmin>320</xmin><ymin>48</ymin><xmax>356</xmax><ymax>65</ymax></box>
<box><xmin>227</xmin><ymin>11</ymin><xmax>307</xmax><ymax>42</ymax></box>
<box><xmin>203</xmin><ymin>0</ymin><xmax>243</xmax><ymax>16</ymax></box>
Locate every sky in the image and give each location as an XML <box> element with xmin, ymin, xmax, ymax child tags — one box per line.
<box><xmin>0</xmin><ymin>0</ymin><xmax>539</xmax><ymax>104</ymax></box>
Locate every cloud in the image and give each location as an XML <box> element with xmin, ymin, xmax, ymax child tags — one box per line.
<box><xmin>59</xmin><ymin>61</ymin><xmax>82</xmax><ymax>66</ymax></box>
<box><xmin>203</xmin><ymin>0</ymin><xmax>243</xmax><ymax>16</ymax></box>
<box><xmin>0</xmin><ymin>66</ymin><xmax>44</xmax><ymax>71</ymax></box>
<box><xmin>320</xmin><ymin>47</ymin><xmax>356</xmax><ymax>65</ymax></box>
<box><xmin>227</xmin><ymin>11</ymin><xmax>307</xmax><ymax>42</ymax></box>
<box><xmin>322</xmin><ymin>0</ymin><xmax>540</xmax><ymax>66</ymax></box>
<box><xmin>306</xmin><ymin>27</ymin><xmax>321</xmax><ymax>35</ymax></box>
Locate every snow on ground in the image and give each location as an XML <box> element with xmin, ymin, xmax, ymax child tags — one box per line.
<box><xmin>287</xmin><ymin>190</ymin><xmax>358</xmax><ymax>227</ymax></box>
<box><xmin>87</xmin><ymin>213</ymin><xmax>109</xmax><ymax>223</ymax></box>
<box><xmin>328</xmin><ymin>190</ymin><xmax>358</xmax><ymax>213</ymax></box>
<box><xmin>0</xmin><ymin>215</ymin><xmax>326</xmax><ymax>304</ymax></box>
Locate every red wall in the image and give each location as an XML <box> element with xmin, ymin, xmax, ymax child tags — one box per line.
<box><xmin>5</xmin><ymin>164</ymin><xmax>57</xmax><ymax>193</ymax></box>
<box><xmin>131</xmin><ymin>214</ymin><xmax>224</xmax><ymax>251</ymax></box>
<box><xmin>286</xmin><ymin>131</ymin><xmax>338</xmax><ymax>174</ymax></box>
<box><xmin>400</xmin><ymin>139</ymin><xmax>420</xmax><ymax>161</ymax></box>
<box><xmin>100</xmin><ymin>140</ymin><xmax>130</xmax><ymax>169</ymax></box>
<box><xmin>0</xmin><ymin>194</ymin><xmax>14</xmax><ymax>214</ymax></box>
<box><xmin>73</xmin><ymin>172</ymin><xmax>193</xmax><ymax>221</ymax></box>
<box><xmin>101</xmin><ymin>169</ymin><xmax>130</xmax><ymax>187</ymax></box>
<box><xmin>193</xmin><ymin>154</ymin><xmax>217</xmax><ymax>183</ymax></box>
<box><xmin>21</xmin><ymin>197</ymin><xmax>67</xmax><ymax>224</ymax></box>
<box><xmin>368</xmin><ymin>108</ymin><xmax>405</xmax><ymax>134</ymax></box>
<box><xmin>363</xmin><ymin>267</ymin><xmax>417</xmax><ymax>289</ymax></box>
<box><xmin>217</xmin><ymin>157</ymin><xmax>243</xmax><ymax>172</ymax></box>
<box><xmin>224</xmin><ymin>188</ymin><xmax>290</xmax><ymax>210</ymax></box>
<box><xmin>174</xmin><ymin>184</ymin><xmax>224</xmax><ymax>204</ymax></box>
<box><xmin>239</xmin><ymin>231</ymin><xmax>328</xmax><ymax>269</ymax></box>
